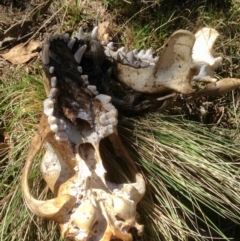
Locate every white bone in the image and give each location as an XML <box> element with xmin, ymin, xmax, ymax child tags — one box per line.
<box><xmin>95</xmin><ymin>94</ymin><xmax>115</xmax><ymax>111</ymax></box>
<box><xmin>43</xmin><ymin>98</ymin><xmax>54</xmax><ymax>116</ymax></box>
<box><xmin>91</xmin><ymin>26</ymin><xmax>98</xmax><ymax>39</ymax></box>
<box><xmin>117</xmin><ymin>47</ymin><xmax>126</xmax><ymax>56</ymax></box>
<box><xmin>126</xmin><ymin>51</ymin><xmax>134</xmax><ymax>63</ymax></box>
<box><xmin>48</xmin><ymin>116</ymin><xmax>57</xmax><ymax>125</ymax></box>
<box><xmin>87</xmin><ymin>85</ymin><xmax>99</xmax><ymax>95</ymax></box>
<box><xmin>137</xmin><ymin>49</ymin><xmax>145</xmax><ymax>59</ymax></box>
<box><xmin>51</xmin><ymin>77</ymin><xmax>57</xmax><ymax>88</ymax></box>
<box><xmin>133</xmin><ymin>49</ymin><xmax>138</xmax><ymax>56</ymax></box>
<box><xmin>57</xmin><ymin>119</ymin><xmax>66</xmax><ymax>130</ymax></box>
<box><xmin>81</xmin><ymin>75</ymin><xmax>89</xmax><ymax>84</ymax></box>
<box><xmin>74</xmin><ymin>45</ymin><xmax>87</xmax><ymax>63</ymax></box>
<box><xmin>55</xmin><ymin>131</ymin><xmax>68</xmax><ymax>141</ymax></box>
<box><xmin>192</xmin><ymin>27</ymin><xmax>221</xmax><ymax>67</ymax></box>
<box><xmin>48</xmin><ymin>88</ymin><xmax>57</xmax><ymax>99</ymax></box>
<box><xmin>117</xmin><ymin>30</ymin><xmax>196</xmax><ymax>94</ymax></box>
<box><xmin>76</xmin><ymin>27</ymin><xmax>87</xmax><ymax>40</ymax></box>
<box><xmin>193</xmin><ymin>64</ymin><xmax>217</xmax><ymax>82</ymax></box>
<box><xmin>67</xmin><ymin>38</ymin><xmax>76</xmax><ymax>49</ymax></box>
<box><xmin>50</xmin><ymin>124</ymin><xmax>58</xmax><ymax>133</ymax></box>
<box><xmin>49</xmin><ymin>66</ymin><xmax>54</xmax><ymax>74</ymax></box>
<box><xmin>141</xmin><ymin>61</ymin><xmax>150</xmax><ymax>68</ymax></box>
<box><xmin>107</xmin><ymin>42</ymin><xmax>114</xmax><ymax>50</ymax></box>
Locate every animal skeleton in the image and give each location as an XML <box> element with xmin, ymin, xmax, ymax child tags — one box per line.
<box><xmin>22</xmin><ymin>26</ymin><xmax>240</xmax><ymax>241</ymax></box>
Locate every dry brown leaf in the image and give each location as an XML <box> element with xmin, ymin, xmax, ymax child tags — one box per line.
<box><xmin>1</xmin><ymin>41</ymin><xmax>41</xmax><ymax>64</ymax></box>
<box><xmin>98</xmin><ymin>21</ymin><xmax>112</xmax><ymax>43</ymax></box>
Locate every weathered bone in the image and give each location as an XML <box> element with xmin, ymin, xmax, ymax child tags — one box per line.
<box><xmin>114</xmin><ymin>30</ymin><xmax>196</xmax><ymax>94</ymax></box>
<box><xmin>192</xmin><ymin>27</ymin><xmax>222</xmax><ymax>82</ymax></box>
<box><xmin>22</xmin><ymin>31</ymin><xmax>146</xmax><ymax>241</ymax></box>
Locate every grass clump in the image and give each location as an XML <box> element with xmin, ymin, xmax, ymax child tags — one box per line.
<box><xmin>0</xmin><ymin>70</ymin><xmax>61</xmax><ymax>241</ymax></box>
<box><xmin>120</xmin><ymin>114</ymin><xmax>240</xmax><ymax>240</ymax></box>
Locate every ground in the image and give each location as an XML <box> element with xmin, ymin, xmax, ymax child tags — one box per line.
<box><xmin>1</xmin><ymin>0</ymin><xmax>240</xmax><ymax>241</ymax></box>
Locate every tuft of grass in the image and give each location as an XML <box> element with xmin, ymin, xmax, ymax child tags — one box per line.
<box><xmin>119</xmin><ymin>114</ymin><xmax>240</xmax><ymax>240</ymax></box>
<box><xmin>0</xmin><ymin>69</ymin><xmax>62</xmax><ymax>241</ymax></box>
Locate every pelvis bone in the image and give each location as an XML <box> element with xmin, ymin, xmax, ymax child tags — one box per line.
<box><xmin>22</xmin><ymin>29</ymin><xmax>145</xmax><ymax>241</ymax></box>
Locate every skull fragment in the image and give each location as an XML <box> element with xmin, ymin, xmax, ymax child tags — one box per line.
<box><xmin>22</xmin><ymin>28</ymin><xmax>146</xmax><ymax>241</ymax></box>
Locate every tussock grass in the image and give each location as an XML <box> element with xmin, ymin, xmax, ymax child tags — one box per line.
<box><xmin>0</xmin><ymin>70</ymin><xmax>61</xmax><ymax>241</ymax></box>
<box><xmin>120</xmin><ymin>115</ymin><xmax>240</xmax><ymax>240</ymax></box>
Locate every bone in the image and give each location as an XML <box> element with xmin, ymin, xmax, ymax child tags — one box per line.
<box><xmin>141</xmin><ymin>61</ymin><xmax>150</xmax><ymax>68</ymax></box>
<box><xmin>43</xmin><ymin>98</ymin><xmax>54</xmax><ymax>116</ymax></box>
<box><xmin>48</xmin><ymin>88</ymin><xmax>58</xmax><ymax>99</ymax></box>
<box><xmin>76</xmin><ymin>27</ymin><xmax>87</xmax><ymax>40</ymax></box>
<box><xmin>42</xmin><ymin>42</ymin><xmax>50</xmax><ymax>65</ymax></box>
<box><xmin>50</xmin><ymin>124</ymin><xmax>58</xmax><ymax>133</ymax></box>
<box><xmin>104</xmin><ymin>48</ymin><xmax>111</xmax><ymax>57</ymax></box>
<box><xmin>107</xmin><ymin>42</ymin><xmax>114</xmax><ymax>50</ymax></box>
<box><xmin>55</xmin><ymin>131</ymin><xmax>68</xmax><ymax>141</ymax></box>
<box><xmin>192</xmin><ymin>27</ymin><xmax>221</xmax><ymax>67</ymax></box>
<box><xmin>133</xmin><ymin>49</ymin><xmax>138</xmax><ymax>56</ymax></box>
<box><xmin>137</xmin><ymin>49</ymin><xmax>145</xmax><ymax>59</ymax></box>
<box><xmin>95</xmin><ymin>94</ymin><xmax>115</xmax><ymax>111</ymax></box>
<box><xmin>74</xmin><ymin>45</ymin><xmax>87</xmax><ymax>63</ymax></box>
<box><xmin>77</xmin><ymin>66</ymin><xmax>83</xmax><ymax>73</ymax></box>
<box><xmin>63</xmin><ymin>33</ymin><xmax>70</xmax><ymax>42</ymax></box>
<box><xmin>193</xmin><ymin>64</ymin><xmax>217</xmax><ymax>82</ymax></box>
<box><xmin>126</xmin><ymin>51</ymin><xmax>134</xmax><ymax>63</ymax></box>
<box><xmin>49</xmin><ymin>66</ymin><xmax>54</xmax><ymax>74</ymax></box>
<box><xmin>67</xmin><ymin>38</ymin><xmax>76</xmax><ymax>49</ymax></box>
<box><xmin>81</xmin><ymin>75</ymin><xmax>89</xmax><ymax>85</ymax></box>
<box><xmin>91</xmin><ymin>26</ymin><xmax>98</xmax><ymax>39</ymax></box>
<box><xmin>117</xmin><ymin>47</ymin><xmax>126</xmax><ymax>56</ymax></box>
<box><xmin>48</xmin><ymin>116</ymin><xmax>57</xmax><ymax>125</ymax></box>
<box><xmin>51</xmin><ymin>77</ymin><xmax>57</xmax><ymax>88</ymax></box>
<box><xmin>99</xmin><ymin>113</ymin><xmax>108</xmax><ymax>126</ymax></box>
<box><xmin>99</xmin><ymin>109</ymin><xmax>118</xmax><ymax>126</ymax></box>
<box><xmin>87</xmin><ymin>85</ymin><xmax>99</xmax><ymax>95</ymax></box>
<box><xmin>57</xmin><ymin>119</ymin><xmax>66</xmax><ymax>130</ymax></box>
<box><xmin>98</xmin><ymin>125</ymin><xmax>114</xmax><ymax>139</ymax></box>
<box><xmin>48</xmin><ymin>116</ymin><xmax>66</xmax><ymax>132</ymax></box>
<box><xmin>106</xmin><ymin>109</ymin><xmax>118</xmax><ymax>119</ymax></box>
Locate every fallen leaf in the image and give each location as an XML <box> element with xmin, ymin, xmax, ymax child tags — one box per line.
<box><xmin>1</xmin><ymin>40</ymin><xmax>41</xmax><ymax>64</ymax></box>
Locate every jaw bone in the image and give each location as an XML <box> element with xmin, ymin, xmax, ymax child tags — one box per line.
<box><xmin>109</xmin><ymin>30</ymin><xmax>196</xmax><ymax>94</ymax></box>
<box><xmin>22</xmin><ymin>31</ymin><xmax>146</xmax><ymax>241</ymax></box>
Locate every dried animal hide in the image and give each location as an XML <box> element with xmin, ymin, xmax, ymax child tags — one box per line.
<box><xmin>22</xmin><ymin>26</ymin><xmax>240</xmax><ymax>241</ymax></box>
